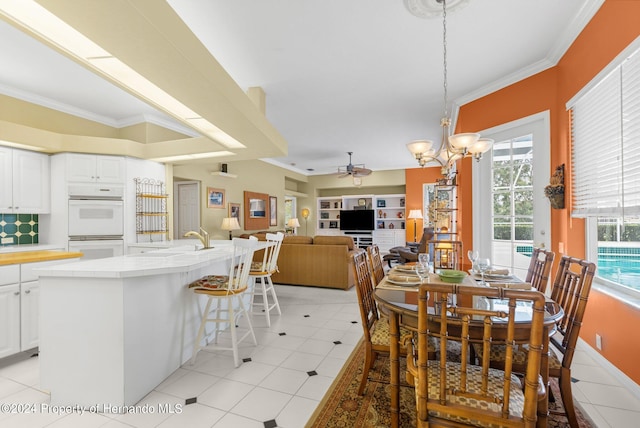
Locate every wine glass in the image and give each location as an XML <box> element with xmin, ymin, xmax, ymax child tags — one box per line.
<box><xmin>467</xmin><ymin>250</ymin><xmax>479</xmax><ymax>272</ymax></box>
<box><xmin>476</xmin><ymin>257</ymin><xmax>491</xmax><ymax>285</ymax></box>
<box><xmin>415</xmin><ymin>253</ymin><xmax>430</xmax><ymax>283</ymax></box>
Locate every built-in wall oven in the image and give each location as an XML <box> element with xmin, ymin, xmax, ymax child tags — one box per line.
<box><xmin>68</xmin><ymin>185</ymin><xmax>125</xmax><ymax>260</ymax></box>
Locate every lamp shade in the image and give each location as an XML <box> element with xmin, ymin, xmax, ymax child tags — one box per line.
<box><xmin>220</xmin><ymin>217</ymin><xmax>241</xmax><ymax>231</ymax></box>
<box><xmin>301</xmin><ymin>208</ymin><xmax>310</xmax><ymax>219</ymax></box>
<box><xmin>468</xmin><ymin>138</ymin><xmax>494</xmax><ymax>156</ymax></box>
<box><xmin>287</xmin><ymin>218</ymin><xmax>301</xmax><ymax>228</ymax></box>
<box><xmin>448</xmin><ymin>132</ymin><xmax>481</xmax><ymax>150</ymax></box>
<box><xmin>407</xmin><ymin>140</ymin><xmax>435</xmax><ymax>157</ymax></box>
<box><xmin>407</xmin><ymin>209</ymin><xmax>423</xmax><ymax>220</ymax></box>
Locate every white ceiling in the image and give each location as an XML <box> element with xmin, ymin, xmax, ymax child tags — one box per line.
<box><xmin>0</xmin><ymin>0</ymin><xmax>603</xmax><ymax>176</ymax></box>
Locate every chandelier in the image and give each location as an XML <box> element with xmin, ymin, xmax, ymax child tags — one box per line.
<box><xmin>405</xmin><ymin>0</ymin><xmax>493</xmax><ymax>176</ymax></box>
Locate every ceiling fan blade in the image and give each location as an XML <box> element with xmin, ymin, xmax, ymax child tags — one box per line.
<box><xmin>352</xmin><ymin>167</ymin><xmax>372</xmax><ymax>177</ymax></box>
<box><xmin>337</xmin><ymin>172</ymin><xmax>350</xmax><ymax>178</ymax></box>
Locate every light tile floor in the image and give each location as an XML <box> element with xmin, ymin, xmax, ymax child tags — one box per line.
<box><xmin>0</xmin><ymin>284</ymin><xmax>639</xmax><ymax>427</ymax></box>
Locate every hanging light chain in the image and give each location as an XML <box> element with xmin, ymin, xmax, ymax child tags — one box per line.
<box><xmin>442</xmin><ymin>0</ymin><xmax>448</xmax><ymax>119</ymax></box>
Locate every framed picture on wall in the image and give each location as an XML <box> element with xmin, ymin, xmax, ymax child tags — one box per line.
<box><xmin>207</xmin><ymin>187</ymin><xmax>225</xmax><ymax>208</ymax></box>
<box><xmin>269</xmin><ymin>196</ymin><xmax>277</xmax><ymax>226</ymax></box>
<box><xmin>228</xmin><ymin>202</ymin><xmax>241</xmax><ymax>227</ymax></box>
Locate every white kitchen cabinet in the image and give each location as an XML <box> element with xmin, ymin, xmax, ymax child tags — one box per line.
<box><xmin>373</xmin><ymin>229</ymin><xmax>406</xmax><ymax>254</ymax></box>
<box><xmin>0</xmin><ymin>147</ymin><xmax>50</xmax><ymax>213</ymax></box>
<box><xmin>67</xmin><ymin>153</ymin><xmax>125</xmax><ymax>184</ymax></box>
<box><xmin>0</xmin><ymin>259</ymin><xmax>77</xmax><ymax>358</ymax></box>
<box><xmin>20</xmin><ymin>281</ymin><xmax>39</xmax><ymax>351</ymax></box>
<box><xmin>0</xmin><ymin>262</ymin><xmax>21</xmax><ymax>358</ymax></box>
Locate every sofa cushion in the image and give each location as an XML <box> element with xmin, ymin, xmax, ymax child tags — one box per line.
<box><xmin>313</xmin><ymin>235</ymin><xmax>355</xmax><ymax>250</ymax></box>
<box><xmin>283</xmin><ymin>236</ymin><xmax>313</xmax><ymax>245</ymax></box>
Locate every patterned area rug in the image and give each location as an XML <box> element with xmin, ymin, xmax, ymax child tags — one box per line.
<box><xmin>306</xmin><ymin>340</ymin><xmax>595</xmax><ymax>427</ymax></box>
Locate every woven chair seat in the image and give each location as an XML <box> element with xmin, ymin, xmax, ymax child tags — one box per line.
<box><xmin>474</xmin><ymin>343</ymin><xmax>562</xmax><ymax>371</ymax></box>
<box><xmin>370</xmin><ymin>319</ymin><xmax>412</xmax><ymax>347</ymax></box>
<box><xmin>412</xmin><ymin>361</ymin><xmax>525</xmax><ymax>427</ymax></box>
<box><xmin>188</xmin><ymin>275</ymin><xmax>246</xmax><ymax>295</ymax></box>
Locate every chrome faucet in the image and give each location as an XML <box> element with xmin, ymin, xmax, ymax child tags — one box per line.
<box><xmin>184</xmin><ymin>227</ymin><xmax>211</xmax><ymax>249</ymax></box>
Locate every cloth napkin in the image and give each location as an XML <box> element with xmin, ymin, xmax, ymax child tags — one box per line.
<box><xmin>485</xmin><ymin>268</ymin><xmax>510</xmax><ymax>275</ymax></box>
<box><xmin>387</xmin><ymin>273</ymin><xmax>419</xmax><ymax>283</ymax></box>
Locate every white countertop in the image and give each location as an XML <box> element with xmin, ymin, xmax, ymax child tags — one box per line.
<box><xmin>35</xmin><ymin>241</ymin><xmax>240</xmax><ymax>279</ymax></box>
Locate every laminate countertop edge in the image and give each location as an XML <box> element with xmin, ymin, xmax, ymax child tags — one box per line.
<box><xmin>0</xmin><ymin>250</ymin><xmax>83</xmax><ymax>266</ymax></box>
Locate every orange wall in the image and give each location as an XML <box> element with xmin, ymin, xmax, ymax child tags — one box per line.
<box><xmin>451</xmin><ymin>0</ymin><xmax>640</xmax><ymax>383</ymax></box>
<box><xmin>405</xmin><ymin>158</ymin><xmax>474</xmax><ymax>271</ymax></box>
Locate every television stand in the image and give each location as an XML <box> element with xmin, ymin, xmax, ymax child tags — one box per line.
<box><xmin>343</xmin><ymin>231</ymin><xmax>373</xmax><ymax>249</ymax></box>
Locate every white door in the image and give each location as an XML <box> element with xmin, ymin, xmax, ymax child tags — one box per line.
<box><xmin>472</xmin><ymin>112</ymin><xmax>551</xmax><ymax>279</ymax></box>
<box><xmin>174</xmin><ymin>181</ymin><xmax>200</xmax><ymax>238</ymax></box>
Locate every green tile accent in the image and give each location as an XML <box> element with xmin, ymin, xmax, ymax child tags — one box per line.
<box><xmin>0</xmin><ymin>213</ymin><xmax>39</xmax><ymax>247</ymax></box>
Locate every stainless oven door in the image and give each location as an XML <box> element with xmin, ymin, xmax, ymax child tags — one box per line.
<box><xmin>68</xmin><ymin>199</ymin><xmax>124</xmax><ymax>238</ymax></box>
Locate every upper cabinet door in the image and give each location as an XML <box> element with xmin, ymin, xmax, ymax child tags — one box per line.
<box><xmin>96</xmin><ymin>156</ymin><xmax>125</xmax><ymax>183</ymax></box>
<box><xmin>67</xmin><ymin>154</ymin><xmax>125</xmax><ymax>184</ymax></box>
<box><xmin>12</xmin><ymin>150</ymin><xmax>50</xmax><ymax>213</ymax></box>
<box><xmin>67</xmin><ymin>153</ymin><xmax>99</xmax><ymax>182</ymax></box>
<box><xmin>0</xmin><ymin>147</ymin><xmax>13</xmax><ymax>211</ymax></box>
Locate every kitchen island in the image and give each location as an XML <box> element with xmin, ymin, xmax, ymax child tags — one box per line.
<box><xmin>35</xmin><ymin>241</ymin><xmax>260</xmax><ymax>410</ymax></box>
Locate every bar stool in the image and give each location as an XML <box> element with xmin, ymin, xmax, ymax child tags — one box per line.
<box><xmin>188</xmin><ymin>237</ymin><xmax>259</xmax><ymax>367</ymax></box>
<box><xmin>249</xmin><ymin>232</ymin><xmax>284</xmax><ymax>326</ymax></box>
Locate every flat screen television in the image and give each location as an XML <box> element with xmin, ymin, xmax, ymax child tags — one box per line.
<box><xmin>339</xmin><ymin>209</ymin><xmax>374</xmax><ymax>231</ymax></box>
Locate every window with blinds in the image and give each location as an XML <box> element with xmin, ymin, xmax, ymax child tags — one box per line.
<box><xmin>570</xmin><ymin>49</ymin><xmax>640</xmax><ymax>217</ymax></box>
<box><xmin>569</xmin><ymin>40</ymin><xmax>640</xmax><ymax>294</ymax></box>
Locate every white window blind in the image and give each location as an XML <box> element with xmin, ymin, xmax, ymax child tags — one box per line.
<box><xmin>571</xmin><ymin>49</ymin><xmax>640</xmax><ymax>217</ymax></box>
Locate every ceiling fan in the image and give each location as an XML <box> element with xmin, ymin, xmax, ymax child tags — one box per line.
<box><xmin>337</xmin><ymin>152</ymin><xmax>372</xmax><ymax>178</ymax></box>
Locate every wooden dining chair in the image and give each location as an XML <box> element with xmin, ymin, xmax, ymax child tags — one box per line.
<box><xmin>366</xmin><ymin>244</ymin><xmax>385</xmax><ymax>286</ymax></box>
<box><xmin>526</xmin><ymin>247</ymin><xmax>555</xmax><ymax>293</ymax></box>
<box><xmin>352</xmin><ymin>251</ymin><xmax>412</xmax><ymax>395</ymax></box>
<box><xmin>406</xmin><ymin>283</ymin><xmax>547</xmax><ymax>427</ymax></box>
<box><xmin>547</xmin><ymin>255</ymin><xmax>596</xmax><ymax>427</ymax></box>
<box><xmin>474</xmin><ymin>255</ymin><xmax>596</xmax><ymax>428</ymax></box>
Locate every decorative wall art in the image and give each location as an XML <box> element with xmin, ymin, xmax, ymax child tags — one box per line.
<box><xmin>228</xmin><ymin>202</ymin><xmax>241</xmax><ymax>227</ymax></box>
<box><xmin>269</xmin><ymin>196</ymin><xmax>278</xmax><ymax>226</ymax></box>
<box><xmin>207</xmin><ymin>187</ymin><xmax>225</xmax><ymax>208</ymax></box>
<box><xmin>244</xmin><ymin>191</ymin><xmax>269</xmax><ymax>230</ymax></box>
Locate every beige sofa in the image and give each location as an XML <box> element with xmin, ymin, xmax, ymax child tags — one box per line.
<box><xmin>243</xmin><ymin>234</ymin><xmax>364</xmax><ymax>290</ymax></box>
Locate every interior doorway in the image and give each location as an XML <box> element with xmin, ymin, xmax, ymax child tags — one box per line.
<box><xmin>174</xmin><ymin>181</ymin><xmax>201</xmax><ymax>238</ymax></box>
<box><xmin>472</xmin><ymin>112</ymin><xmax>551</xmax><ymax>279</ymax></box>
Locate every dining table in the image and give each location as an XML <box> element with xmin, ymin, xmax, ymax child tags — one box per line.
<box><xmin>373</xmin><ymin>269</ymin><xmax>564</xmax><ymax>428</ymax></box>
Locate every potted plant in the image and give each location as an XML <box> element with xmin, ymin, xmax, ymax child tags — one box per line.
<box><xmin>545</xmin><ymin>164</ymin><xmax>565</xmax><ymax>209</ymax></box>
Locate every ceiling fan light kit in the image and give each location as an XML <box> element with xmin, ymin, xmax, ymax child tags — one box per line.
<box><xmin>405</xmin><ymin>0</ymin><xmax>492</xmax><ymax>176</ymax></box>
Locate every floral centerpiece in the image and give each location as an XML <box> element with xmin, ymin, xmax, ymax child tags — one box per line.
<box><xmin>545</xmin><ymin>164</ymin><xmax>565</xmax><ymax>209</ymax></box>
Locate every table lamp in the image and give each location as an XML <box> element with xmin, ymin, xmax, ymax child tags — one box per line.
<box><xmin>407</xmin><ymin>209</ymin><xmax>423</xmax><ymax>242</ymax></box>
<box><xmin>287</xmin><ymin>218</ymin><xmax>301</xmax><ymax>235</ymax></box>
<box><xmin>301</xmin><ymin>208</ymin><xmax>311</xmax><ymax>236</ymax></box>
<box><xmin>220</xmin><ymin>217</ymin><xmax>241</xmax><ymax>240</ymax></box>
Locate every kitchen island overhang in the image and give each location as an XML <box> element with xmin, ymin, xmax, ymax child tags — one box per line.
<box><xmin>35</xmin><ymin>242</ymin><xmax>266</xmax><ymax>410</ymax></box>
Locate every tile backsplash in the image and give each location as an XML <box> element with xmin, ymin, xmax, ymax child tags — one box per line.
<box><xmin>0</xmin><ymin>214</ymin><xmax>39</xmax><ymax>246</ymax></box>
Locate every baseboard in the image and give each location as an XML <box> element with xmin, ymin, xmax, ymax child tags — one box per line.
<box><xmin>578</xmin><ymin>337</ymin><xmax>640</xmax><ymax>401</ymax></box>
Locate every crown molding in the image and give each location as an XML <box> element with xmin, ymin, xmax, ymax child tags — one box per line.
<box><xmin>455</xmin><ymin>0</ymin><xmax>605</xmax><ymax>109</ymax></box>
